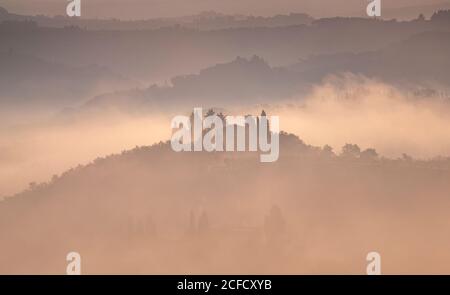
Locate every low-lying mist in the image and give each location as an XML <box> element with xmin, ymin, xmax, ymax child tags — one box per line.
<box><xmin>268</xmin><ymin>75</ymin><xmax>450</xmax><ymax>159</ymax></box>
<box><xmin>1</xmin><ymin>75</ymin><xmax>450</xmax><ymax>197</ymax></box>
<box><xmin>2</xmin><ymin>75</ymin><xmax>450</xmax><ymax>274</ymax></box>
<box><xmin>0</xmin><ymin>111</ymin><xmax>170</xmax><ymax>197</ymax></box>
<box><xmin>1</xmin><ymin>131</ymin><xmax>450</xmax><ymax>274</ymax></box>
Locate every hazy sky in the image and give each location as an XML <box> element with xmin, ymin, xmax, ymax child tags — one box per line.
<box><xmin>0</xmin><ymin>0</ymin><xmax>448</xmax><ymax>19</ymax></box>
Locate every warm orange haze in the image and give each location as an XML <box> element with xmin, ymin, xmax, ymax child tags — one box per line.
<box><xmin>1</xmin><ymin>1</ymin><xmax>450</xmax><ymax>274</ymax></box>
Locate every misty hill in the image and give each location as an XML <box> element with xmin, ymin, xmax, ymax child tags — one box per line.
<box><xmin>1</xmin><ymin>131</ymin><xmax>450</xmax><ymax>274</ymax></box>
<box><xmin>0</xmin><ymin>49</ymin><xmax>134</xmax><ymax>108</ymax></box>
<box><xmin>0</xmin><ymin>7</ymin><xmax>313</xmax><ymax>31</ymax></box>
<box><xmin>82</xmin><ymin>56</ymin><xmax>307</xmax><ymax>112</ymax></box>
<box><xmin>383</xmin><ymin>2</ymin><xmax>450</xmax><ymax>20</ymax></box>
<box><xmin>2</xmin><ymin>14</ymin><xmax>450</xmax><ymax>82</ymax></box>
<box><xmin>289</xmin><ymin>30</ymin><xmax>450</xmax><ymax>87</ymax></box>
<box><xmin>80</xmin><ymin>28</ymin><xmax>450</xmax><ymax>114</ymax></box>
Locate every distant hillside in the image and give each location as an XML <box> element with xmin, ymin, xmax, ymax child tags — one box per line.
<box><xmin>0</xmin><ymin>7</ymin><xmax>313</xmax><ymax>31</ymax></box>
<box><xmin>289</xmin><ymin>30</ymin><xmax>450</xmax><ymax>87</ymax></box>
<box><xmin>2</xmin><ymin>15</ymin><xmax>449</xmax><ymax>82</ymax></box>
<box><xmin>80</xmin><ymin>30</ymin><xmax>450</xmax><ymax>114</ymax></box>
<box><xmin>82</xmin><ymin>55</ymin><xmax>307</xmax><ymax>112</ymax></box>
<box><xmin>1</xmin><ymin>132</ymin><xmax>450</xmax><ymax>274</ymax></box>
<box><xmin>0</xmin><ymin>50</ymin><xmax>134</xmax><ymax>107</ymax></box>
<box><xmin>383</xmin><ymin>2</ymin><xmax>450</xmax><ymax>20</ymax></box>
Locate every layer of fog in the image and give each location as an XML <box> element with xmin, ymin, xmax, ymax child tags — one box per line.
<box><xmin>2</xmin><ymin>128</ymin><xmax>450</xmax><ymax>274</ymax></box>
<box><xmin>267</xmin><ymin>75</ymin><xmax>450</xmax><ymax>159</ymax></box>
<box><xmin>0</xmin><ymin>111</ymin><xmax>170</xmax><ymax>197</ymax></box>
<box><xmin>2</xmin><ymin>75</ymin><xmax>450</xmax><ymax>197</ymax></box>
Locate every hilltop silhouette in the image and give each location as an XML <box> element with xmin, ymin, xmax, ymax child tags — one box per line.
<box><xmin>79</xmin><ymin>30</ymin><xmax>450</xmax><ymax>113</ymax></box>
<box><xmin>1</xmin><ymin>129</ymin><xmax>450</xmax><ymax>274</ymax></box>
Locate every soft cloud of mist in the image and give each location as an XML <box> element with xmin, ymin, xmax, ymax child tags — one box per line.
<box><xmin>3</xmin><ymin>75</ymin><xmax>450</xmax><ymax>196</ymax></box>
<box><xmin>2</xmin><ymin>75</ymin><xmax>450</xmax><ymax>274</ymax></box>
<box><xmin>2</xmin><ymin>126</ymin><xmax>450</xmax><ymax>274</ymax></box>
<box><xmin>270</xmin><ymin>75</ymin><xmax>450</xmax><ymax>158</ymax></box>
<box><xmin>0</xmin><ymin>111</ymin><xmax>170</xmax><ymax>197</ymax></box>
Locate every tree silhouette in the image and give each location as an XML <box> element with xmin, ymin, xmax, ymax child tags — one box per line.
<box><xmin>322</xmin><ymin>145</ymin><xmax>335</xmax><ymax>157</ymax></box>
<box><xmin>416</xmin><ymin>14</ymin><xmax>426</xmax><ymax>22</ymax></box>
<box><xmin>189</xmin><ymin>210</ymin><xmax>196</xmax><ymax>234</ymax></box>
<box><xmin>361</xmin><ymin>148</ymin><xmax>378</xmax><ymax>161</ymax></box>
<box><xmin>431</xmin><ymin>10</ymin><xmax>450</xmax><ymax>22</ymax></box>
<box><xmin>402</xmin><ymin>153</ymin><xmax>413</xmax><ymax>162</ymax></box>
<box><xmin>341</xmin><ymin>144</ymin><xmax>361</xmax><ymax>158</ymax></box>
<box><xmin>264</xmin><ymin>205</ymin><xmax>286</xmax><ymax>243</ymax></box>
<box><xmin>198</xmin><ymin>211</ymin><xmax>209</xmax><ymax>234</ymax></box>
<box><xmin>205</xmin><ymin>108</ymin><xmax>216</xmax><ymax>117</ymax></box>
